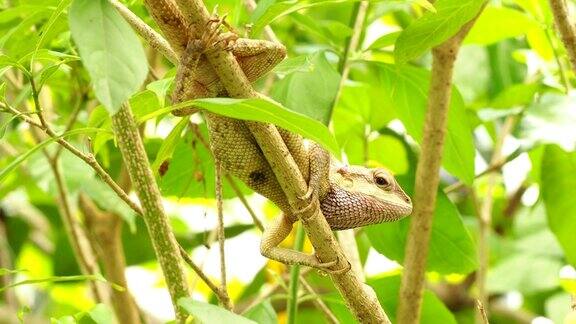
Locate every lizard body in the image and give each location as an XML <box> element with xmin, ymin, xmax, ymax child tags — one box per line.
<box><xmin>171</xmin><ymin>23</ymin><xmax>412</xmax><ymax>270</ymax></box>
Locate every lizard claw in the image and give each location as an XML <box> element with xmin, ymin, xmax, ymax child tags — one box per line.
<box><xmin>298</xmin><ymin>179</ymin><xmax>317</xmax><ymax>202</ymax></box>
<box><xmin>202</xmin><ymin>11</ymin><xmax>238</xmax><ymax>53</ymax></box>
<box><xmin>313</xmin><ymin>255</ymin><xmax>351</xmax><ymax>275</ymax></box>
<box><xmin>293</xmin><ymin>198</ymin><xmax>319</xmax><ymax>223</ymax></box>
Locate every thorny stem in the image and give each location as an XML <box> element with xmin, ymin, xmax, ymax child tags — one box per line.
<box><xmin>396</xmin><ymin>11</ymin><xmax>483</xmax><ymax>324</ymax></box>
<box><xmin>549</xmin><ymin>0</ymin><xmax>576</xmax><ymax>74</ymax></box>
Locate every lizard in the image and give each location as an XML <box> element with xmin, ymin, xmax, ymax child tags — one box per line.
<box><xmin>169</xmin><ymin>15</ymin><xmax>413</xmax><ymax>272</ymax></box>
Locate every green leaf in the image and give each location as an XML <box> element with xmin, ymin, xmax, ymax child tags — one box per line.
<box><xmin>51</xmin><ymin>316</ymin><xmax>76</xmax><ymax>324</ymax></box>
<box><xmin>82</xmin><ymin>178</ymin><xmax>137</xmax><ymax>231</ymax></box>
<box><xmin>546</xmin><ymin>293</ymin><xmax>572</xmax><ymax>324</ymax></box>
<box><xmin>87</xmin><ymin>304</ymin><xmax>115</xmax><ymax>324</ymax></box>
<box><xmin>0</xmin><ymin>128</ymin><xmax>111</xmax><ymax>183</ymax></box>
<box><xmin>271</xmin><ymin>51</ymin><xmax>340</xmax><ymax>125</ymax></box>
<box><xmin>541</xmin><ymin>145</ymin><xmax>576</xmax><ymax>266</ymax></box>
<box><xmin>368</xmin><ymin>62</ymin><xmax>475</xmax><ymax>184</ymax></box>
<box><xmin>465</xmin><ymin>6</ymin><xmax>539</xmax><ymax>45</ymax></box>
<box><xmin>519</xmin><ymin>93</ymin><xmax>576</xmax><ymax>151</ymax></box>
<box><xmin>30</xmin><ymin>0</ymin><xmax>72</xmax><ymax>69</ymax></box>
<box><xmin>68</xmin><ymin>0</ymin><xmax>148</xmax><ymax>114</ymax></box>
<box><xmin>0</xmin><ymin>273</ymin><xmax>109</xmax><ymax>292</ymax></box>
<box><xmin>158</xmin><ymin>128</ymin><xmax>251</xmax><ymax>200</ymax></box>
<box><xmin>368</xmin><ymin>275</ymin><xmax>457</xmax><ymax>323</ymax></box>
<box><xmin>250</xmin><ymin>0</ymin><xmax>360</xmax><ymax>37</ymax></box>
<box><xmin>394</xmin><ymin>0</ymin><xmax>486</xmax><ymax>63</ymax></box>
<box><xmin>144</xmin><ymin>98</ymin><xmax>340</xmax><ymax>158</ymax></box>
<box><xmin>243</xmin><ymin>300</ymin><xmax>278</xmax><ymax>324</ymax></box>
<box><xmin>487</xmin><ymin>253</ymin><xmax>562</xmax><ymax>294</ymax></box>
<box><xmin>151</xmin><ymin>118</ymin><xmax>188</xmax><ymax>174</ymax></box>
<box><xmin>366</xmin><ymin>177</ymin><xmax>477</xmax><ymax>274</ymax></box>
<box><xmin>272</xmin><ymin>55</ymin><xmax>314</xmax><ymax>76</ymax></box>
<box><xmin>178</xmin><ymin>298</ymin><xmax>257</xmax><ymax>324</ymax></box>
<box><xmin>489</xmin><ymin>82</ymin><xmax>540</xmax><ymax>109</ymax></box>
<box><xmin>364</xmin><ymin>31</ymin><xmax>401</xmax><ymax>51</ymax></box>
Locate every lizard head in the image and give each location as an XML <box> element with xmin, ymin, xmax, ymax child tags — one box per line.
<box><xmin>329</xmin><ymin>165</ymin><xmax>413</xmax><ymax>225</ymax></box>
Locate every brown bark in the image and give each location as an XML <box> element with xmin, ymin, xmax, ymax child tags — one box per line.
<box><xmin>79</xmin><ymin>193</ymin><xmax>142</xmax><ymax>324</ymax></box>
<box><xmin>396</xmin><ymin>14</ymin><xmax>483</xmax><ymax>324</ymax></box>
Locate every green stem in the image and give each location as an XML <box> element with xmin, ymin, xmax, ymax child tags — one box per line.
<box><xmin>545</xmin><ymin>28</ymin><xmax>570</xmax><ymax>93</ymax></box>
<box><xmin>286</xmin><ymin>224</ymin><xmax>306</xmax><ymax>324</ymax></box>
<box><xmin>110</xmin><ymin>104</ymin><xmax>189</xmax><ymax>321</ymax></box>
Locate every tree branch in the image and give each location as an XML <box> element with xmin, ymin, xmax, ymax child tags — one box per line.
<box><xmin>396</xmin><ymin>13</ymin><xmax>483</xmax><ymax>324</ymax></box>
<box><xmin>79</xmin><ymin>193</ymin><xmax>142</xmax><ymax>324</ymax></box>
<box><xmin>183</xmin><ymin>1</ymin><xmax>389</xmax><ymax>321</ymax></box>
<box><xmin>110</xmin><ymin>104</ymin><xmax>190</xmax><ymax>321</ymax></box>
<box><xmin>3</xmin><ymin>100</ymin><xmax>229</xmax><ymax>307</ymax></box>
<box><xmin>549</xmin><ymin>0</ymin><xmax>576</xmax><ymax>73</ymax></box>
<box><xmin>109</xmin><ymin>0</ymin><xmax>178</xmax><ymax>64</ymax></box>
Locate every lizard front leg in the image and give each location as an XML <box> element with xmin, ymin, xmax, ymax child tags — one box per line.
<box><xmin>260</xmin><ymin>213</ymin><xmax>338</xmax><ymax>271</ymax></box>
<box><xmin>233</xmin><ymin>39</ymin><xmax>286</xmax><ymax>82</ymax></box>
<box><xmin>260</xmin><ymin>144</ymin><xmax>349</xmax><ymax>274</ymax></box>
<box><xmin>171</xmin><ymin>15</ymin><xmax>238</xmax><ymax>116</ymax></box>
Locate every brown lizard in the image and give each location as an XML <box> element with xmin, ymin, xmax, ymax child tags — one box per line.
<box><xmin>170</xmin><ymin>16</ymin><xmax>413</xmax><ymax>272</ymax></box>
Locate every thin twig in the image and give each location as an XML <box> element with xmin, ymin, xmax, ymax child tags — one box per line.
<box><xmin>332</xmin><ymin>1</ymin><xmax>369</xmax><ymax>111</ymax></box>
<box><xmin>225</xmin><ymin>175</ymin><xmax>265</xmax><ymax>231</ymax></box>
<box><xmin>0</xmin><ymin>212</ymin><xmax>17</xmax><ymax>310</ymax></box>
<box><xmin>215</xmin><ymin>159</ymin><xmax>233</xmax><ymax>310</ymax></box>
<box><xmin>286</xmin><ymin>224</ymin><xmax>305</xmax><ymax>324</ymax></box>
<box><xmin>476</xmin><ymin>115</ymin><xmax>516</xmax><ymax>322</ymax></box>
<box><xmin>444</xmin><ymin>157</ymin><xmax>508</xmax><ymax>194</ymax></box>
<box><xmin>49</xmin><ymin>158</ymin><xmax>108</xmax><ymax>303</ymax></box>
<box><xmin>333</xmin><ymin>1</ymin><xmax>370</xmax><ymax>281</ymax></box>
<box><xmin>299</xmin><ymin>277</ymin><xmax>340</xmax><ymax>324</ymax></box>
<box><xmin>5</xmin><ymin>99</ymin><xmax>285</xmax><ymax>308</ymax></box>
<box><xmin>29</xmin><ymin>78</ymin><xmax>108</xmax><ymax>304</ymax></box>
<box><xmin>544</xmin><ymin>29</ymin><xmax>570</xmax><ymax>93</ymax></box>
<box><xmin>109</xmin><ymin>0</ymin><xmax>178</xmax><ymax>64</ymax></box>
<box><xmin>243</xmin><ymin>0</ymin><xmax>280</xmax><ymax>43</ymax></box>
<box><xmin>5</xmin><ymin>100</ymin><xmax>143</xmax><ymax>216</ymax></box>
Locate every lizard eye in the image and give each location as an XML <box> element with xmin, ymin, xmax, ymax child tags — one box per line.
<box><xmin>374</xmin><ymin>174</ymin><xmax>391</xmax><ymax>188</ymax></box>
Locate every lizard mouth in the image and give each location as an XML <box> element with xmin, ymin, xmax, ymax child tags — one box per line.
<box><xmin>365</xmin><ymin>194</ymin><xmax>413</xmax><ymax>218</ymax></box>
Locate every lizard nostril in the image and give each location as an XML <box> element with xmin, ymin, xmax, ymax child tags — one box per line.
<box><xmin>405</xmin><ymin>197</ymin><xmax>411</xmax><ymax>203</ymax></box>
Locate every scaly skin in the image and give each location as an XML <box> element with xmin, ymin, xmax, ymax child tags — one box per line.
<box><xmin>171</xmin><ymin>25</ymin><xmax>412</xmax><ymax>271</ymax></box>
